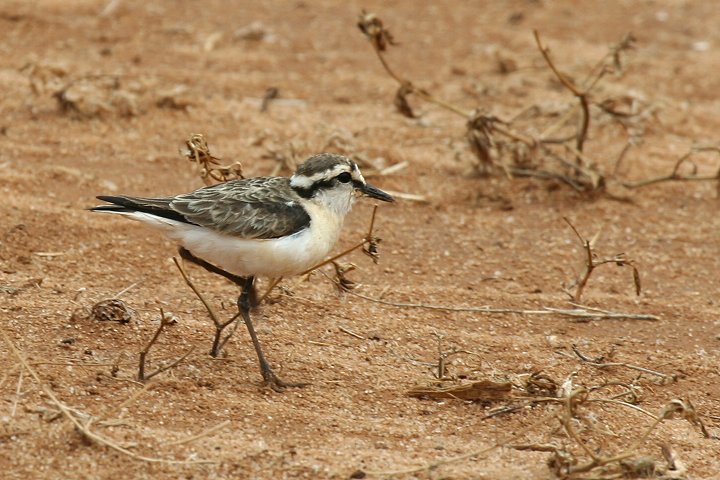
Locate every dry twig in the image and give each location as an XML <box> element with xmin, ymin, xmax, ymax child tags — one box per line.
<box><xmin>344</xmin><ymin>289</ymin><xmax>658</xmax><ymax>321</ymax></box>
<box><xmin>182</xmin><ymin>133</ymin><xmax>244</xmax><ymax>185</ymax></box>
<box><xmin>138</xmin><ymin>308</ymin><xmax>195</xmax><ymax>381</ymax></box>
<box><xmin>407</xmin><ymin>379</ymin><xmax>512</xmax><ymax>401</ymax></box>
<box><xmin>620</xmin><ymin>146</ymin><xmax>720</xmax><ymax>190</ymax></box>
<box><xmin>172</xmin><ymin>257</ymin><xmax>240</xmax><ymax>357</ymax></box>
<box><xmin>563</xmin><ymin>217</ymin><xmax>641</xmax><ymax>302</ymax></box>
<box><xmin>358</xmin><ymin>13</ymin><xmax>719</xmax><ymax>196</ymax></box>
<box><xmin>570</xmin><ymin>344</ymin><xmax>675</xmax><ymax>383</ymax></box>
<box><xmin>371</xmin><ymin>367</ymin><xmax>708</xmax><ymax>478</ymax></box>
<box><xmin>431</xmin><ymin>332</ymin><xmax>479</xmax><ymax>380</ymax></box>
<box><xmin>363</xmin><ymin>405</ymin><xmax>561</xmax><ymax>476</ymax></box>
<box><xmin>661</xmin><ymin>443</ymin><xmax>687</xmax><ymax>478</ymax></box>
<box><xmin>338</xmin><ymin>325</ymin><xmax>364</xmax><ymax>340</ymax></box>
<box><xmin>260</xmin><ymin>87</ymin><xmax>279</xmax><ymax>112</ymax></box>
<box><xmin>9</xmin><ymin>369</ymin><xmax>23</xmax><ymax>419</ymax></box>
<box><xmin>534</xmin><ymin>30</ymin><xmax>591</xmax><ymax>159</ymax></box>
<box><xmin>551</xmin><ymin>392</ymin><xmax>710</xmax><ymax>477</ymax></box>
<box><xmin>0</xmin><ymin>328</ymin><xmax>213</xmax><ymax>464</ymax></box>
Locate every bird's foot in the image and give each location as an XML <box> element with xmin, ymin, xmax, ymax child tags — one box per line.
<box><xmin>261</xmin><ymin>368</ymin><xmax>308</xmax><ymax>392</ymax></box>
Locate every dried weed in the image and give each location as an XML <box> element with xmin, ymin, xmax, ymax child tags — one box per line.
<box><xmin>357</xmin><ymin>13</ymin><xmax>720</xmax><ymax>196</ymax></box>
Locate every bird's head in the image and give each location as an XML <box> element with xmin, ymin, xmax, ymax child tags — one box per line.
<box><xmin>290</xmin><ymin>153</ymin><xmax>394</xmax><ymax>215</ymax></box>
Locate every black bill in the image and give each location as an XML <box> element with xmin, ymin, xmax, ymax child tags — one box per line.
<box><xmin>360</xmin><ymin>182</ymin><xmax>394</xmax><ymax>202</ymax></box>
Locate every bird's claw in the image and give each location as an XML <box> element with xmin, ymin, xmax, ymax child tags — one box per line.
<box><xmin>262</xmin><ymin>370</ymin><xmax>307</xmax><ymax>392</ymax></box>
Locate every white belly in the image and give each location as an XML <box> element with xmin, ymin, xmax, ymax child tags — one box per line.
<box><xmin>118</xmin><ymin>207</ymin><xmax>344</xmax><ymax>278</ymax></box>
<box><xmin>175</xmin><ymin>223</ymin><xmax>340</xmax><ymax>277</ymax></box>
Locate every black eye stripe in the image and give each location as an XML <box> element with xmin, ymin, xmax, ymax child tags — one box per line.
<box><xmin>290</xmin><ymin>169</ymin><xmax>358</xmax><ymax>198</ymax></box>
<box><xmin>291</xmin><ymin>178</ymin><xmax>345</xmax><ymax>198</ymax></box>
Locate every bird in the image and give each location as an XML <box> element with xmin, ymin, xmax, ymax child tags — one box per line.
<box><xmin>92</xmin><ymin>153</ymin><xmax>394</xmax><ymax>390</ymax></box>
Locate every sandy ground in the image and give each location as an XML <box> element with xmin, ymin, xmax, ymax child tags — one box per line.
<box><xmin>1</xmin><ymin>1</ymin><xmax>719</xmax><ymax>479</ymax></box>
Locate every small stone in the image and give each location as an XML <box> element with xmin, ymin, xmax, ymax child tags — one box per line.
<box><xmin>91</xmin><ymin>299</ymin><xmax>135</xmax><ymax>324</ymax></box>
<box><xmin>692</xmin><ymin>41</ymin><xmax>710</xmax><ymax>52</ymax></box>
<box><xmin>545</xmin><ymin>335</ymin><xmax>562</xmax><ymax>348</ymax></box>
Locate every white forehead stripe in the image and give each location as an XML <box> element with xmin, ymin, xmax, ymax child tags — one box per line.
<box><xmin>290</xmin><ymin>163</ymin><xmax>353</xmax><ymax>189</ymax></box>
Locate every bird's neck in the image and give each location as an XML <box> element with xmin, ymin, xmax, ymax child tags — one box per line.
<box><xmin>309</xmin><ymin>189</ymin><xmax>356</xmax><ymax>219</ymax></box>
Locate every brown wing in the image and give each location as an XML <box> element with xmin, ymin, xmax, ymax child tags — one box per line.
<box><xmin>170</xmin><ymin>177</ymin><xmax>310</xmax><ymax>239</ymax></box>
<box><xmin>95</xmin><ymin>177</ymin><xmax>311</xmax><ymax>239</ymax></box>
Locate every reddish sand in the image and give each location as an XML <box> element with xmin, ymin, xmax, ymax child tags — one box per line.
<box><xmin>1</xmin><ymin>1</ymin><xmax>718</xmax><ymax>478</ymax></box>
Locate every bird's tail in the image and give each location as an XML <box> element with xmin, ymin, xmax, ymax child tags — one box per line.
<box><xmin>91</xmin><ymin>195</ymin><xmax>188</xmax><ymax>224</ymax></box>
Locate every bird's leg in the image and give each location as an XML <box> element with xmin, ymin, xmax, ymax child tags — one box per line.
<box><xmin>178</xmin><ymin>246</ymin><xmax>246</xmax><ymax>286</ymax></box>
<box><xmin>178</xmin><ymin>247</ymin><xmax>303</xmax><ymax>387</ymax></box>
<box><xmin>239</xmin><ymin>276</ymin><xmax>306</xmax><ymax>391</ymax></box>
<box><xmin>178</xmin><ymin>247</ymin><xmax>245</xmax><ymax>356</ymax></box>
<box><xmin>178</xmin><ymin>247</ymin><xmax>259</xmax><ymax>307</ymax></box>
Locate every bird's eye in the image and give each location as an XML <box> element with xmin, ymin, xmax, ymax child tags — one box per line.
<box><xmin>337</xmin><ymin>172</ymin><xmax>352</xmax><ymax>183</ymax></box>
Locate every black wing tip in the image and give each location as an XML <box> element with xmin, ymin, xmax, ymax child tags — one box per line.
<box><xmin>96</xmin><ymin>195</ymin><xmax>127</xmax><ymax>203</ymax></box>
<box><xmin>90</xmin><ymin>195</ymin><xmax>133</xmax><ymax>213</ymax></box>
<box><xmin>90</xmin><ymin>204</ymin><xmax>130</xmax><ymax>213</ymax></box>
<box><xmin>91</xmin><ymin>194</ymin><xmax>194</xmax><ymax>225</ymax></box>
<box><xmin>94</xmin><ymin>195</ymin><xmax>142</xmax><ymax>209</ymax></box>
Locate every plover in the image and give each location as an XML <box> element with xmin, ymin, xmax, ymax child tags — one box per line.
<box><xmin>92</xmin><ymin>153</ymin><xmax>393</xmax><ymax>390</ymax></box>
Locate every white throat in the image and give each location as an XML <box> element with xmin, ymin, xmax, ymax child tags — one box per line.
<box><xmin>309</xmin><ymin>187</ymin><xmax>357</xmax><ymax>219</ymax></box>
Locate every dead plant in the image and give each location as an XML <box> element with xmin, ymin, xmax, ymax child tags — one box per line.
<box><xmin>563</xmin><ymin>217</ymin><xmax>641</xmax><ymax>302</ymax></box>
<box><xmin>548</xmin><ymin>387</ymin><xmax>709</xmax><ymax>478</ymax></box>
<box><xmin>137</xmin><ymin>309</ymin><xmax>194</xmax><ymax>382</ymax></box>
<box><xmin>0</xmin><ymin>327</ymin><xmax>214</xmax><ymax>465</ymax></box>
<box><xmin>358</xmin><ymin>12</ymin><xmax>720</xmax><ymax>196</ymax></box>
<box><xmin>375</xmin><ymin>353</ymin><xmax>710</xmax><ymax>478</ymax></box>
<box><xmin>182</xmin><ymin>133</ymin><xmax>244</xmax><ymax>186</ymax></box>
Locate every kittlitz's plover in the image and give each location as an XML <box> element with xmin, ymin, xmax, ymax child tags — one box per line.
<box><xmin>92</xmin><ymin>153</ymin><xmax>393</xmax><ymax>390</ymax></box>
